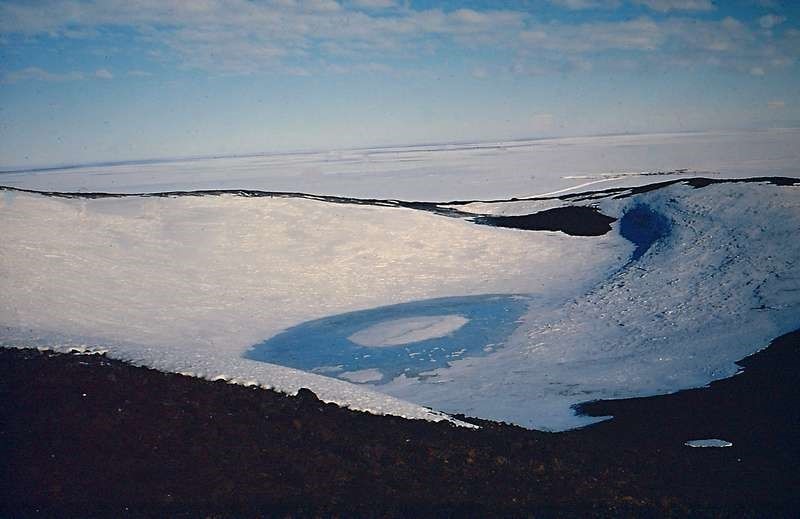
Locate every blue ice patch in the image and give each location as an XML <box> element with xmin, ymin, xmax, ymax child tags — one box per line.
<box><xmin>619</xmin><ymin>204</ymin><xmax>672</xmax><ymax>262</ymax></box>
<box><xmin>244</xmin><ymin>294</ymin><xmax>529</xmax><ymax>383</ymax></box>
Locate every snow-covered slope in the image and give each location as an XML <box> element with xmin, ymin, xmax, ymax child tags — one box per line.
<box><xmin>1</xmin><ymin>179</ymin><xmax>798</xmax><ymax>430</ymax></box>
<box><xmin>0</xmin><ymin>188</ymin><xmax>628</xmax><ymax>426</ymax></box>
<box><xmin>385</xmin><ymin>180</ymin><xmax>800</xmax><ymax>429</ymax></box>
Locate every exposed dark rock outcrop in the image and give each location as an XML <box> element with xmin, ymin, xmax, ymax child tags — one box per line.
<box><xmin>473</xmin><ymin>206</ymin><xmax>616</xmax><ymax>236</ymax></box>
<box><xmin>2</xmin><ymin>329</ymin><xmax>798</xmax><ymax>517</ymax></box>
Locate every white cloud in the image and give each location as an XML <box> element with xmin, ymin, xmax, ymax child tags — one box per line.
<box><xmin>127</xmin><ymin>69</ymin><xmax>153</xmax><ymax>77</ymax></box>
<box><xmin>632</xmin><ymin>0</ymin><xmax>715</xmax><ymax>12</ymax></box>
<box><xmin>471</xmin><ymin>66</ymin><xmax>488</xmax><ymax>79</ymax></box>
<box><xmin>0</xmin><ymin>0</ymin><xmax>794</xmax><ymax>79</ymax></box>
<box><xmin>514</xmin><ymin>14</ymin><xmax>793</xmax><ymax>77</ymax></box>
<box><xmin>546</xmin><ymin>0</ymin><xmax>621</xmax><ymax>9</ymax></box>
<box><xmin>351</xmin><ymin>0</ymin><xmax>396</xmax><ymax>8</ymax></box>
<box><xmin>2</xmin><ymin>67</ymin><xmax>84</xmax><ymax>83</ymax></box>
<box><xmin>549</xmin><ymin>0</ymin><xmax>715</xmax><ymax>10</ymax></box>
<box><xmin>531</xmin><ymin>17</ymin><xmax>665</xmax><ymax>52</ymax></box>
<box><xmin>767</xmin><ymin>100</ymin><xmax>786</xmax><ymax>109</ymax></box>
<box><xmin>1</xmin><ymin>66</ymin><xmax>120</xmax><ymax>83</ymax></box>
<box><xmin>303</xmin><ymin>0</ymin><xmax>343</xmax><ymax>12</ymax></box>
<box><xmin>0</xmin><ymin>1</ymin><xmax>523</xmax><ymax>69</ymax></box>
<box><xmin>759</xmin><ymin>14</ymin><xmax>786</xmax><ymax>29</ymax></box>
<box><xmin>750</xmin><ymin>66</ymin><xmax>766</xmax><ymax>75</ymax></box>
<box><xmin>508</xmin><ymin>62</ymin><xmax>548</xmax><ymax>76</ymax></box>
<box><xmin>325</xmin><ymin>61</ymin><xmax>393</xmax><ymax>75</ymax></box>
<box><xmin>94</xmin><ymin>68</ymin><xmax>113</xmax><ymax>79</ymax></box>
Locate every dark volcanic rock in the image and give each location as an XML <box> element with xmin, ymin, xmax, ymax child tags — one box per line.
<box><xmin>473</xmin><ymin>206</ymin><xmax>617</xmax><ymax>236</ymax></box>
<box><xmin>2</xmin><ymin>330</ymin><xmax>799</xmax><ymax>517</ymax></box>
<box><xmin>295</xmin><ymin>387</ymin><xmax>321</xmax><ymax>402</ymax></box>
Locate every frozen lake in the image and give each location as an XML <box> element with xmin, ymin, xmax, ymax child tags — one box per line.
<box><xmin>246</xmin><ymin>295</ymin><xmax>529</xmax><ymax>384</ymax></box>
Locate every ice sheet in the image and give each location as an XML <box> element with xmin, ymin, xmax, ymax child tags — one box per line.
<box><xmin>2</xmin><ymin>129</ymin><xmax>798</xmax><ymax>201</ymax></box>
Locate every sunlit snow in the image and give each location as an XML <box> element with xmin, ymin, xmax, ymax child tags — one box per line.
<box><xmin>1</xmin><ymin>130</ymin><xmax>799</xmax><ymax>430</ymax></box>
<box><xmin>339</xmin><ymin>369</ymin><xmax>385</xmax><ymax>384</ymax></box>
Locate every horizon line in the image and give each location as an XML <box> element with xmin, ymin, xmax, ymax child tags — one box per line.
<box><xmin>2</xmin><ymin>125</ymin><xmax>798</xmax><ymax>175</ymax></box>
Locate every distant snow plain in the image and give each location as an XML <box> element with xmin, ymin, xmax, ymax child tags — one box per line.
<box><xmin>3</xmin><ymin>128</ymin><xmax>799</xmax><ymax>200</ymax></box>
<box><xmin>1</xmin><ymin>129</ymin><xmax>799</xmax><ymax>430</ymax></box>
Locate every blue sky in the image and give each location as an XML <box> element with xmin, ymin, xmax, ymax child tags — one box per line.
<box><xmin>1</xmin><ymin>0</ymin><xmax>798</xmax><ymax>167</ymax></box>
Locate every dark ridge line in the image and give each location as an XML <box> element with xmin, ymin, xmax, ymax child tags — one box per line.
<box><xmin>558</xmin><ymin>176</ymin><xmax>799</xmax><ymax>202</ymax></box>
<box><xmin>0</xmin><ymin>185</ymin><xmax>469</xmax><ymax>219</ymax></box>
<box><xmin>0</xmin><ymin>184</ymin><xmax>617</xmax><ymax>236</ymax></box>
<box><xmin>447</xmin><ymin>176</ymin><xmax>799</xmax><ymax>205</ymax></box>
<box><xmin>1</xmin><ymin>177</ymin><xmax>795</xmax><ymax>239</ymax></box>
<box><xmin>1</xmin><ymin>176</ymin><xmax>797</xmax><ymax>209</ymax></box>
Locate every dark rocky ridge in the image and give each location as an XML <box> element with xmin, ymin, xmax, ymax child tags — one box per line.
<box><xmin>3</xmin><ymin>175</ymin><xmax>797</xmax><ymax>205</ymax></box>
<box><xmin>2</xmin><ymin>329</ymin><xmax>798</xmax><ymax>517</ymax></box>
<box><xmin>3</xmin><ymin>176</ymin><xmax>797</xmax><ymax>239</ymax></box>
<box><xmin>473</xmin><ymin>206</ymin><xmax>616</xmax><ymax>236</ymax></box>
<box><xmin>557</xmin><ymin>176</ymin><xmax>799</xmax><ymax>202</ymax></box>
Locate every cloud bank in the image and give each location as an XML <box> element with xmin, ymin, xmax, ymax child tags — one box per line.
<box><xmin>0</xmin><ymin>0</ymin><xmax>796</xmax><ymax>80</ymax></box>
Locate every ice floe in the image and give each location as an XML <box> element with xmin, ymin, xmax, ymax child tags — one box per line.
<box><xmin>685</xmin><ymin>439</ymin><xmax>733</xmax><ymax>448</ymax></box>
<box><xmin>348</xmin><ymin>315</ymin><xmax>469</xmax><ymax>347</ymax></box>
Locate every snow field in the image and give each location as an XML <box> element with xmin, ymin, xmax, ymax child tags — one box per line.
<box><xmin>0</xmin><ymin>189</ymin><xmax>628</xmax><ymax>426</ymax></box>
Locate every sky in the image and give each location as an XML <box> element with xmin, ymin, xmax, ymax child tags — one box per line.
<box><xmin>1</xmin><ymin>0</ymin><xmax>799</xmax><ymax>168</ymax></box>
